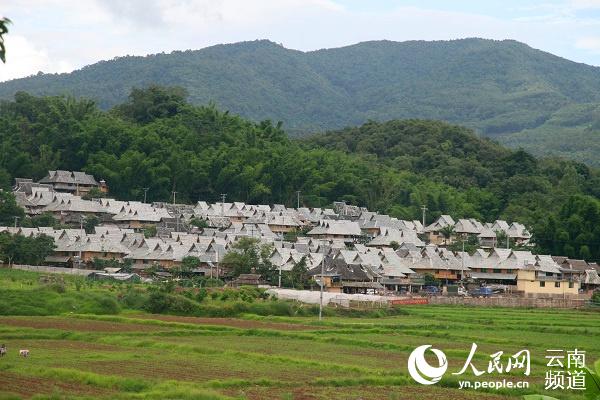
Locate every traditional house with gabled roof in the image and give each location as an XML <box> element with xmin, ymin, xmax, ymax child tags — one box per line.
<box><xmin>506</xmin><ymin>222</ymin><xmax>532</xmax><ymax>245</ymax></box>
<box><xmin>477</xmin><ymin>227</ymin><xmax>497</xmax><ymax>248</ymax></box>
<box><xmin>454</xmin><ymin>219</ymin><xmax>480</xmax><ymax>237</ymax></box>
<box><xmin>307</xmin><ymin>220</ymin><xmax>362</xmax><ymax>242</ymax></box>
<box><xmin>366</xmin><ymin>227</ymin><xmax>424</xmax><ymax>248</ymax></box>
<box><xmin>308</xmin><ymin>255</ymin><xmax>383</xmax><ymax>294</ymax></box>
<box><xmin>424</xmin><ymin>215</ymin><xmax>455</xmax><ymax>245</ymax></box>
<box><xmin>38</xmin><ymin>170</ymin><xmax>107</xmax><ymax>196</ymax></box>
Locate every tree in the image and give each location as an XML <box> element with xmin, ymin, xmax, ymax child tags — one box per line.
<box><xmin>495</xmin><ymin>230</ymin><xmax>510</xmax><ymax>249</ymax></box>
<box><xmin>0</xmin><ymin>17</ymin><xmax>10</xmax><ymax>63</ymax></box>
<box><xmin>22</xmin><ymin>212</ymin><xmax>60</xmax><ymax>228</ymax></box>
<box><xmin>114</xmin><ymin>85</ymin><xmax>188</xmax><ymax>124</ymax></box>
<box><xmin>255</xmin><ymin>242</ymin><xmax>276</xmax><ymax>284</ymax></box>
<box><xmin>143</xmin><ymin>225</ymin><xmax>157</xmax><ymax>238</ymax></box>
<box><xmin>221</xmin><ymin>237</ymin><xmax>276</xmax><ymax>283</ymax></box>
<box><xmin>174</xmin><ymin>256</ymin><xmax>201</xmax><ymax>279</ymax></box>
<box><xmin>82</xmin><ymin>187</ymin><xmax>105</xmax><ymax>200</ymax></box>
<box><xmin>389</xmin><ymin>241</ymin><xmax>400</xmax><ymax>250</ymax></box>
<box><xmin>288</xmin><ymin>256</ymin><xmax>309</xmax><ymax>289</ymax></box>
<box><xmin>221</xmin><ymin>237</ymin><xmax>260</xmax><ymax>277</ymax></box>
<box><xmin>83</xmin><ymin>215</ymin><xmax>100</xmax><ymax>234</ymax></box>
<box><xmin>0</xmin><ymin>232</ymin><xmax>55</xmax><ymax>265</ymax></box>
<box><xmin>189</xmin><ymin>217</ymin><xmax>208</xmax><ymax>229</ymax></box>
<box><xmin>0</xmin><ymin>191</ymin><xmax>25</xmax><ymax>226</ymax></box>
<box><xmin>447</xmin><ymin>235</ymin><xmax>479</xmax><ymax>254</ymax></box>
<box><xmin>423</xmin><ymin>273</ymin><xmax>440</xmax><ymax>287</ymax></box>
<box><xmin>439</xmin><ymin>225</ymin><xmax>455</xmax><ymax>246</ymax></box>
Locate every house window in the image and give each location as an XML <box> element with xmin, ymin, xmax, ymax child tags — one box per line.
<box><xmin>493</xmin><ymin>269</ymin><xmax>501</xmax><ymax>274</ymax></box>
<box><xmin>481</xmin><ymin>268</ymin><xmax>488</xmax><ymax>273</ymax></box>
<box><xmin>569</xmin><ymin>282</ymin><xmax>574</xmax><ymax>288</ymax></box>
<box><xmin>540</xmin><ymin>281</ymin><xmax>545</xmax><ymax>287</ymax></box>
<box><xmin>555</xmin><ymin>282</ymin><xmax>560</xmax><ymax>288</ymax></box>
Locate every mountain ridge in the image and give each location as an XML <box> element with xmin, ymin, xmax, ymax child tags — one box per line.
<box><xmin>1</xmin><ymin>38</ymin><xmax>599</xmax><ymax>164</ymax></box>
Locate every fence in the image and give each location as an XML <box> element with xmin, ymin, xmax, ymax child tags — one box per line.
<box><xmin>428</xmin><ymin>296</ymin><xmax>589</xmax><ymax>309</ymax></box>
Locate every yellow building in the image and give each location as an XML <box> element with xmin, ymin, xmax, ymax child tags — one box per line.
<box><xmin>516</xmin><ymin>266</ymin><xmax>579</xmax><ymax>296</ymax></box>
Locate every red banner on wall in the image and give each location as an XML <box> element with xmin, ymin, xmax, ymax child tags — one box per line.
<box><xmin>389</xmin><ymin>298</ymin><xmax>429</xmax><ymax>305</ymax></box>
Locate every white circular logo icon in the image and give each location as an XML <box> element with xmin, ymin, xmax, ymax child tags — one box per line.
<box><xmin>408</xmin><ymin>345</ymin><xmax>448</xmax><ymax>385</ymax></box>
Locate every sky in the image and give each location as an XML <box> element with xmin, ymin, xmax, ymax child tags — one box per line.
<box><xmin>2</xmin><ymin>0</ymin><xmax>600</xmax><ymax>82</ymax></box>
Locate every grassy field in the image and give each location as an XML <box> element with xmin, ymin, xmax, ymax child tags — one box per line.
<box><xmin>1</xmin><ymin>269</ymin><xmax>599</xmax><ymax>399</ymax></box>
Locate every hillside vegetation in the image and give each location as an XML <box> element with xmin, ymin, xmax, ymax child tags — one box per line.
<box><xmin>1</xmin><ymin>39</ymin><xmax>600</xmax><ymax>164</ymax></box>
<box><xmin>0</xmin><ymin>88</ymin><xmax>599</xmax><ymax>260</ymax></box>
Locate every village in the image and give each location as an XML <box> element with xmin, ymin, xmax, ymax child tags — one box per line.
<box><xmin>6</xmin><ymin>170</ymin><xmax>600</xmax><ymax>303</ymax></box>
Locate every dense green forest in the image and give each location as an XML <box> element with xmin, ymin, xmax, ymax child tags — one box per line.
<box><xmin>0</xmin><ymin>87</ymin><xmax>599</xmax><ymax>260</ymax></box>
<box><xmin>1</xmin><ymin>39</ymin><xmax>600</xmax><ymax>164</ymax></box>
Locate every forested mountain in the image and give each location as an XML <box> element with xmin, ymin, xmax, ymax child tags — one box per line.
<box><xmin>1</xmin><ymin>39</ymin><xmax>599</xmax><ymax>165</ymax></box>
<box><xmin>0</xmin><ymin>88</ymin><xmax>599</xmax><ymax>260</ymax></box>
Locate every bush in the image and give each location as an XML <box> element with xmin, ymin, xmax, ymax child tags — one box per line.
<box><xmin>84</xmin><ymin>293</ymin><xmax>121</xmax><ymax>314</ymax></box>
<box><xmin>196</xmin><ymin>288</ymin><xmax>208</xmax><ymax>303</ymax></box>
<box><xmin>146</xmin><ymin>291</ymin><xmax>169</xmax><ymax>314</ymax></box>
<box><xmin>144</xmin><ymin>291</ymin><xmax>200</xmax><ymax>315</ymax></box>
<box><xmin>0</xmin><ymin>288</ymin><xmax>121</xmax><ymax>316</ymax></box>
<box><xmin>119</xmin><ymin>288</ymin><xmax>149</xmax><ymax>310</ymax></box>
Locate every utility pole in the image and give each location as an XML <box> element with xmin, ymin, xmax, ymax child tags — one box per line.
<box><xmin>220</xmin><ymin>194</ymin><xmax>226</xmax><ymax>216</ymax></box>
<box><xmin>278</xmin><ymin>264</ymin><xmax>282</xmax><ymax>288</ymax></box>
<box><xmin>461</xmin><ymin>239</ymin><xmax>465</xmax><ymax>283</ymax></box>
<box><xmin>421</xmin><ymin>205</ymin><xmax>428</xmax><ymax>227</ymax></box>
<box><xmin>296</xmin><ymin>191</ymin><xmax>301</xmax><ymax>209</ymax></box>
<box><xmin>215</xmin><ymin>249</ymin><xmax>219</xmax><ymax>280</ymax></box>
<box><xmin>143</xmin><ymin>187</ymin><xmax>149</xmax><ymax>204</ymax></box>
<box><xmin>79</xmin><ymin>215</ymin><xmax>85</xmax><ymax>268</ymax></box>
<box><xmin>13</xmin><ymin>216</ymin><xmax>19</xmax><ymax>228</ymax></box>
<box><xmin>319</xmin><ymin>256</ymin><xmax>325</xmax><ymax>321</ymax></box>
<box><xmin>172</xmin><ymin>191</ymin><xmax>177</xmax><ymax>205</ymax></box>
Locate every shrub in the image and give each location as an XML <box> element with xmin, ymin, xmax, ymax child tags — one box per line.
<box><xmin>47</xmin><ymin>282</ymin><xmax>66</xmax><ymax>293</ymax></box>
<box><xmin>0</xmin><ymin>288</ymin><xmax>121</xmax><ymax>316</ymax></box>
<box><xmin>167</xmin><ymin>295</ymin><xmax>200</xmax><ymax>315</ymax></box>
<box><xmin>86</xmin><ymin>293</ymin><xmax>121</xmax><ymax>314</ymax></box>
<box><xmin>196</xmin><ymin>288</ymin><xmax>208</xmax><ymax>303</ymax></box>
<box><xmin>146</xmin><ymin>291</ymin><xmax>169</xmax><ymax>314</ymax></box>
<box><xmin>119</xmin><ymin>288</ymin><xmax>149</xmax><ymax>310</ymax></box>
<box><xmin>144</xmin><ymin>291</ymin><xmax>200</xmax><ymax>315</ymax></box>
<box><xmin>181</xmin><ymin>290</ymin><xmax>195</xmax><ymax>299</ymax></box>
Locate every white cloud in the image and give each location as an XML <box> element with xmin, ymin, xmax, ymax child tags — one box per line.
<box><xmin>570</xmin><ymin>0</ymin><xmax>600</xmax><ymax>9</ymax></box>
<box><xmin>0</xmin><ymin>35</ymin><xmax>72</xmax><ymax>82</ymax></box>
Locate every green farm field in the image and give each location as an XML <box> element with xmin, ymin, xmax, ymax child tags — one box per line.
<box><xmin>0</xmin><ymin>270</ymin><xmax>599</xmax><ymax>399</ymax></box>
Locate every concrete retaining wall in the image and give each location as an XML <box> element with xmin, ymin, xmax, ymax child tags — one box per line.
<box><xmin>7</xmin><ymin>264</ymin><xmax>95</xmax><ymax>276</ymax></box>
